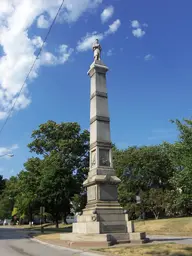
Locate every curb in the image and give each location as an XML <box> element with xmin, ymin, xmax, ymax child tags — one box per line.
<box><xmin>28</xmin><ymin>235</ymin><xmax>104</xmax><ymax>256</ymax></box>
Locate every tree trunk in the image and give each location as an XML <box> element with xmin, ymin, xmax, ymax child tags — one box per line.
<box><xmin>55</xmin><ymin>218</ymin><xmax>59</xmax><ymax>228</ymax></box>
<box><xmin>29</xmin><ymin>205</ymin><xmax>33</xmax><ymax>226</ymax></box>
<box><xmin>153</xmin><ymin>211</ymin><xmax>159</xmax><ymax>219</ymax></box>
<box><xmin>63</xmin><ymin>212</ymin><xmax>68</xmax><ymax>224</ymax></box>
<box><xmin>55</xmin><ymin>212</ymin><xmax>59</xmax><ymax>228</ymax></box>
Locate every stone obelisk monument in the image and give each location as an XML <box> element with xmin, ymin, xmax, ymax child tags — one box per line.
<box><xmin>61</xmin><ymin>40</ymin><xmax>147</xmax><ymax>246</ymax></box>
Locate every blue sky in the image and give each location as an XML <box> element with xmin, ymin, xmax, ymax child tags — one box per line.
<box><xmin>0</xmin><ymin>0</ymin><xmax>192</xmax><ymax>178</ymax></box>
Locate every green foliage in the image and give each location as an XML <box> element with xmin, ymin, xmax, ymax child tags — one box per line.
<box><xmin>1</xmin><ymin>117</ymin><xmax>192</xmax><ymax>223</ymax></box>
<box><xmin>0</xmin><ymin>176</ymin><xmax>19</xmax><ymax>219</ymax></box>
<box><xmin>12</xmin><ymin>207</ymin><xmax>18</xmax><ymax>217</ymax></box>
<box><xmin>0</xmin><ymin>196</ymin><xmax>12</xmax><ymax>219</ymax></box>
<box><xmin>18</xmin><ymin>121</ymin><xmax>89</xmax><ymax>227</ymax></box>
<box><xmin>168</xmin><ymin>119</ymin><xmax>192</xmax><ymax>216</ymax></box>
<box><xmin>71</xmin><ymin>193</ymin><xmax>87</xmax><ymax>214</ymax></box>
<box><xmin>15</xmin><ymin>158</ymin><xmax>42</xmax><ymax>220</ymax></box>
<box><xmin>113</xmin><ymin>145</ymin><xmax>175</xmax><ymax>219</ymax></box>
<box><xmin>113</xmin><ymin>118</ymin><xmax>192</xmax><ymax>219</ymax></box>
<box><xmin>142</xmin><ymin>188</ymin><xmax>167</xmax><ymax>219</ymax></box>
<box><xmin>0</xmin><ymin>175</ymin><xmax>6</xmax><ymax>195</ymax></box>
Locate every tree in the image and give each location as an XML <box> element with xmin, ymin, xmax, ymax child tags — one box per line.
<box><xmin>38</xmin><ymin>153</ymin><xmax>76</xmax><ymax>227</ymax></box>
<box><xmin>16</xmin><ymin>158</ymin><xmax>42</xmax><ymax>224</ymax></box>
<box><xmin>71</xmin><ymin>193</ymin><xmax>87</xmax><ymax>214</ymax></box>
<box><xmin>0</xmin><ymin>175</ymin><xmax>6</xmax><ymax>195</ymax></box>
<box><xmin>113</xmin><ymin>145</ymin><xmax>175</xmax><ymax>219</ymax></box>
<box><xmin>0</xmin><ymin>176</ymin><xmax>18</xmax><ymax>220</ymax></box>
<box><xmin>142</xmin><ymin>188</ymin><xmax>167</xmax><ymax>219</ymax></box>
<box><xmin>168</xmin><ymin>119</ymin><xmax>192</xmax><ymax>216</ymax></box>
<box><xmin>0</xmin><ymin>196</ymin><xmax>12</xmax><ymax>219</ymax></box>
<box><xmin>27</xmin><ymin>121</ymin><xmax>89</xmax><ymax>227</ymax></box>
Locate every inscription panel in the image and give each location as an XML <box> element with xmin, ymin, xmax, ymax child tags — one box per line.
<box><xmin>101</xmin><ymin>224</ymin><xmax>127</xmax><ymax>233</ymax></box>
<box><xmin>99</xmin><ymin>149</ymin><xmax>110</xmax><ymax>166</ymax></box>
<box><xmin>100</xmin><ymin>184</ymin><xmax>118</xmax><ymax>201</ymax></box>
<box><xmin>91</xmin><ymin>149</ymin><xmax>96</xmax><ymax>168</ymax></box>
<box><xmin>87</xmin><ymin>186</ymin><xmax>96</xmax><ymax>201</ymax></box>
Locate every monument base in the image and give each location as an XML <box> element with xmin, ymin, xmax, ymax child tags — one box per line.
<box><xmin>60</xmin><ymin>232</ymin><xmax>148</xmax><ymax>247</ymax></box>
<box><xmin>60</xmin><ymin>201</ymin><xmax>148</xmax><ymax>246</ymax></box>
<box><xmin>60</xmin><ymin>233</ymin><xmax>129</xmax><ymax>247</ymax></box>
<box><xmin>60</xmin><ymin>206</ymin><xmax>148</xmax><ymax>246</ymax></box>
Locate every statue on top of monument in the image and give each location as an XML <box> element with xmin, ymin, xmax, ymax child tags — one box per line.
<box><xmin>92</xmin><ymin>39</ymin><xmax>102</xmax><ymax>61</ymax></box>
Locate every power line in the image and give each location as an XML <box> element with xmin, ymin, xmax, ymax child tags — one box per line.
<box><xmin>0</xmin><ymin>0</ymin><xmax>65</xmax><ymax>137</ymax></box>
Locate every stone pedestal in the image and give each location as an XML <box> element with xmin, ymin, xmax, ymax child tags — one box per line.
<box><xmin>60</xmin><ymin>60</ymin><xmax>148</xmax><ymax>246</ymax></box>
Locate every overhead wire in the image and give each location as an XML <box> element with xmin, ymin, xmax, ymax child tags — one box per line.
<box><xmin>0</xmin><ymin>0</ymin><xmax>65</xmax><ymax>137</ymax></box>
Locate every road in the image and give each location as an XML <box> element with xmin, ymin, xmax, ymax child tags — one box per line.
<box><xmin>0</xmin><ymin>227</ymin><xmax>99</xmax><ymax>256</ymax></box>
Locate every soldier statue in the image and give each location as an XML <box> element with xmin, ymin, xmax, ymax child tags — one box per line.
<box><xmin>92</xmin><ymin>39</ymin><xmax>102</xmax><ymax>61</ymax></box>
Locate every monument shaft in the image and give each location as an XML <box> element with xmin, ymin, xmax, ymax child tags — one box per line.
<box><xmin>85</xmin><ymin>60</ymin><xmax>121</xmax><ymax>206</ymax></box>
<box><xmin>73</xmin><ymin>60</ymin><xmax>128</xmax><ymax>236</ymax></box>
<box><xmin>61</xmin><ymin>41</ymin><xmax>147</xmax><ymax>245</ymax></box>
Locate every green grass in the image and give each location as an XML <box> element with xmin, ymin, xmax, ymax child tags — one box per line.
<box><xmin>96</xmin><ymin>243</ymin><xmax>192</xmax><ymax>256</ymax></box>
<box><xmin>134</xmin><ymin>217</ymin><xmax>192</xmax><ymax>237</ymax></box>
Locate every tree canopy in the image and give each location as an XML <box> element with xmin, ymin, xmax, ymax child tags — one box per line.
<box><xmin>0</xmin><ymin>118</ymin><xmax>191</xmax><ymax>224</ymax></box>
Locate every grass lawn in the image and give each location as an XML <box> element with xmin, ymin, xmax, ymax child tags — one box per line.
<box><xmin>96</xmin><ymin>244</ymin><xmax>192</xmax><ymax>256</ymax></box>
<box><xmin>35</xmin><ymin>233</ymin><xmax>60</xmax><ymax>240</ymax></box>
<box><xmin>134</xmin><ymin>217</ymin><xmax>192</xmax><ymax>237</ymax></box>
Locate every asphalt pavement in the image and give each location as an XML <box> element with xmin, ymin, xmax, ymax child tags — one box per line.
<box><xmin>0</xmin><ymin>227</ymin><xmax>100</xmax><ymax>256</ymax></box>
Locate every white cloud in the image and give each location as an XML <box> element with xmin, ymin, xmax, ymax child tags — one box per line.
<box><xmin>131</xmin><ymin>20</ymin><xmax>140</xmax><ymax>28</ymax></box>
<box><xmin>0</xmin><ymin>144</ymin><xmax>19</xmax><ymax>159</ymax></box>
<box><xmin>144</xmin><ymin>54</ymin><xmax>154</xmax><ymax>61</ymax></box>
<box><xmin>0</xmin><ymin>0</ymin><xmax>103</xmax><ymax>120</ymax></box>
<box><xmin>32</xmin><ymin>36</ymin><xmax>44</xmax><ymax>48</ymax></box>
<box><xmin>106</xmin><ymin>49</ymin><xmax>114</xmax><ymax>56</ymax></box>
<box><xmin>0</xmin><ymin>112</ymin><xmax>7</xmax><ymax>120</ymax></box>
<box><xmin>77</xmin><ymin>19</ymin><xmax>121</xmax><ymax>52</ymax></box>
<box><xmin>37</xmin><ymin>15</ymin><xmax>50</xmax><ymax>28</ymax></box>
<box><xmin>101</xmin><ymin>6</ymin><xmax>114</xmax><ymax>23</ymax></box>
<box><xmin>58</xmin><ymin>44</ymin><xmax>74</xmax><ymax>63</ymax></box>
<box><xmin>106</xmin><ymin>19</ymin><xmax>121</xmax><ymax>34</ymax></box>
<box><xmin>59</xmin><ymin>0</ymin><xmax>103</xmax><ymax>23</ymax></box>
<box><xmin>132</xmin><ymin>28</ymin><xmax>145</xmax><ymax>38</ymax></box>
<box><xmin>131</xmin><ymin>19</ymin><xmax>147</xmax><ymax>38</ymax></box>
<box><xmin>143</xmin><ymin>23</ymin><xmax>148</xmax><ymax>27</ymax></box>
<box><xmin>76</xmin><ymin>32</ymin><xmax>104</xmax><ymax>52</ymax></box>
<box><xmin>40</xmin><ymin>45</ymin><xmax>73</xmax><ymax>65</ymax></box>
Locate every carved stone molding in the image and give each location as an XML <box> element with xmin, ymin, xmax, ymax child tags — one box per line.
<box><xmin>90</xmin><ymin>141</ymin><xmax>112</xmax><ymax>150</ymax></box>
<box><xmin>90</xmin><ymin>115</ymin><xmax>110</xmax><ymax>124</ymax></box>
<box><xmin>90</xmin><ymin>91</ymin><xmax>108</xmax><ymax>100</ymax></box>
